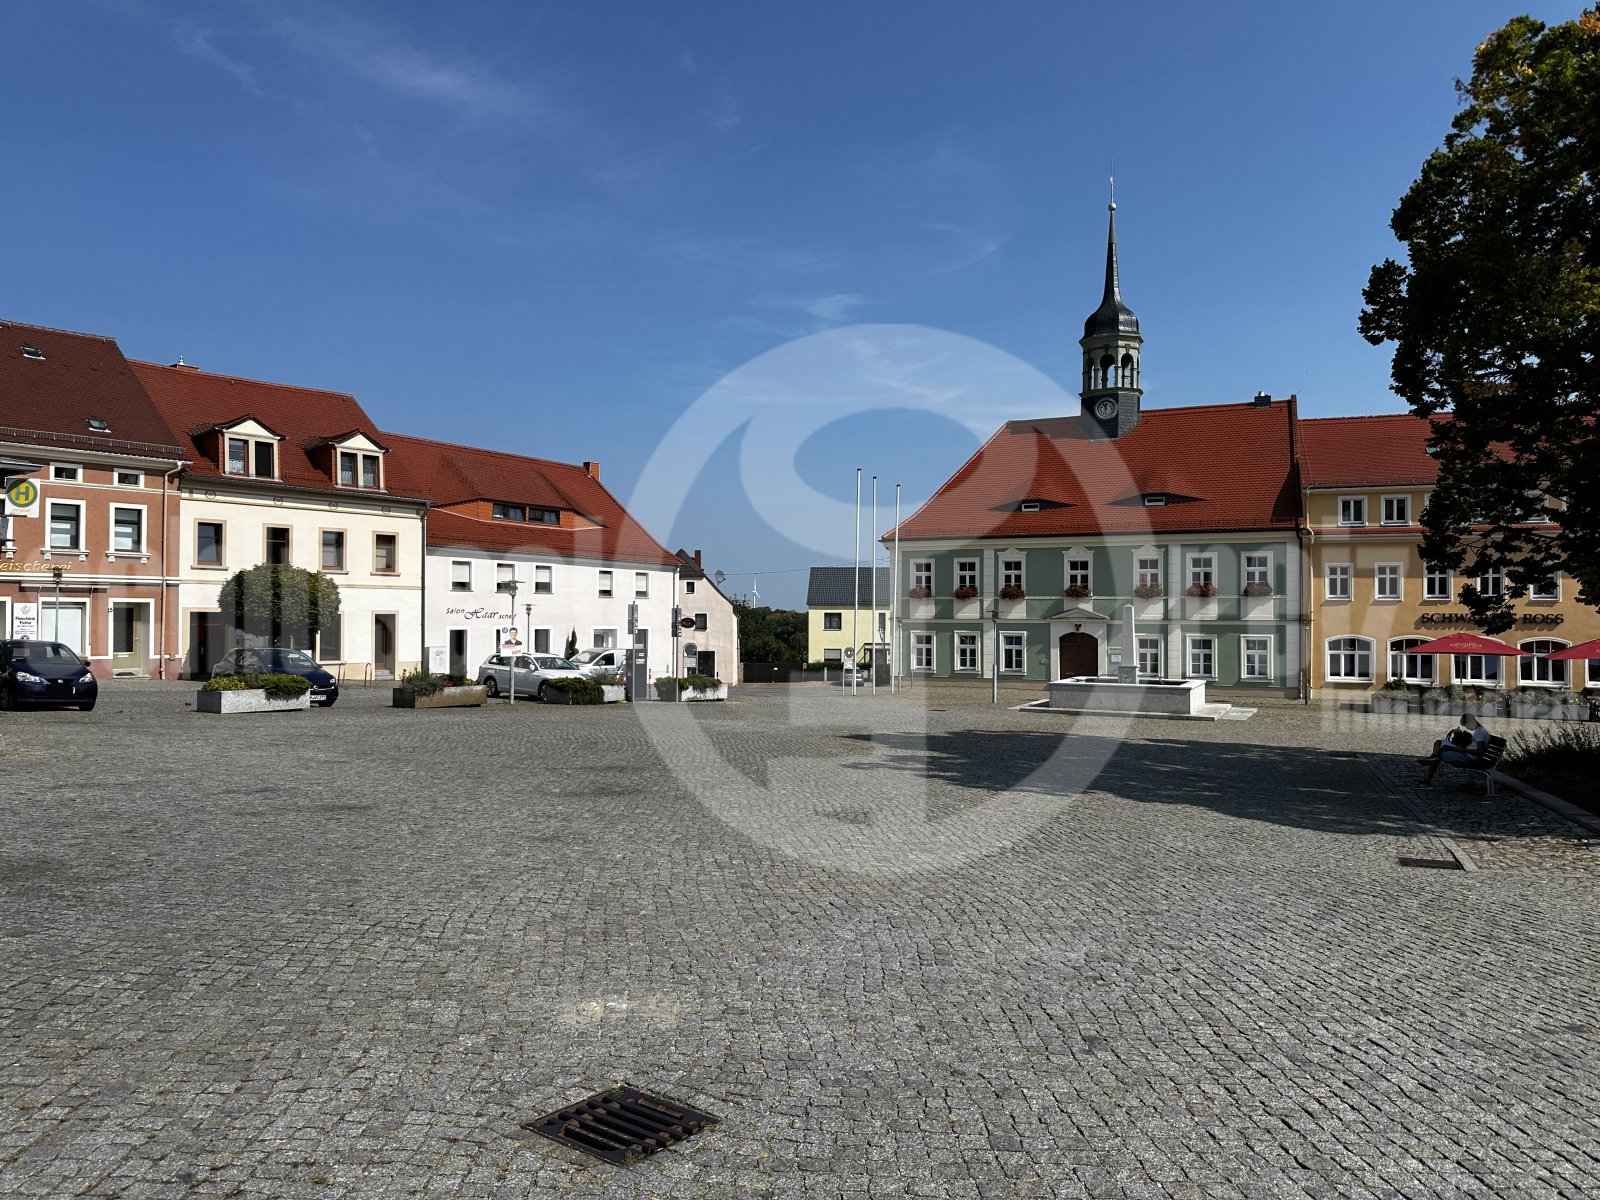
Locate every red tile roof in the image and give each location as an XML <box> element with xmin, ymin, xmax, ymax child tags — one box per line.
<box><xmin>0</xmin><ymin>320</ymin><xmax>187</xmax><ymax>458</ymax></box>
<box><xmin>129</xmin><ymin>360</ymin><xmax>415</xmax><ymax>497</ymax></box>
<box><xmin>1297</xmin><ymin>414</ymin><xmax>1441</xmax><ymax>488</ymax></box>
<box><xmin>382</xmin><ymin>432</ymin><xmax>677</xmax><ymax>566</ymax></box>
<box><xmin>892</xmin><ymin>401</ymin><xmax>1300</xmax><ymax>541</ymax></box>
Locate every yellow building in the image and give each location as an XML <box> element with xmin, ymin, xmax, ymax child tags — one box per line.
<box><xmin>805</xmin><ymin>566</ymin><xmax>891</xmax><ymax>667</ymax></box>
<box><xmin>1299</xmin><ymin>415</ymin><xmax>1600</xmax><ymax>698</ymax></box>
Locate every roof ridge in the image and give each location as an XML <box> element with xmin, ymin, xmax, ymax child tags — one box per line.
<box><xmin>131</xmin><ymin>360</ymin><xmax>361</xmax><ymax>403</ymax></box>
<box><xmin>381</xmin><ymin>429</ymin><xmax>595</xmax><ymax>475</ymax></box>
<box><xmin>0</xmin><ymin>318</ymin><xmax>119</xmax><ymax>344</ymax></box>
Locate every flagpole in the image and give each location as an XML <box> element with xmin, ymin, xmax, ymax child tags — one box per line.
<box><xmin>853</xmin><ymin>468</ymin><xmax>861</xmax><ymax>696</ymax></box>
<box><xmin>893</xmin><ymin>483</ymin><xmax>901</xmax><ymax>694</ymax></box>
<box><xmin>870</xmin><ymin>475</ymin><xmax>879</xmax><ymax>694</ymax></box>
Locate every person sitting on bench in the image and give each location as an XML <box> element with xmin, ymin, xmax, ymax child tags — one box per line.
<box><xmin>1418</xmin><ymin>713</ymin><xmax>1490</xmax><ymax>785</ymax></box>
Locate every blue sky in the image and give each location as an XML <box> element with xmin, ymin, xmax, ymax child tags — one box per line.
<box><xmin>4</xmin><ymin>1</ymin><xmax>1578</xmax><ymax>608</ymax></box>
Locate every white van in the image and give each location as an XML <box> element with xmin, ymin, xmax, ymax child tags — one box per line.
<box><xmin>568</xmin><ymin>647</ymin><xmax>629</xmax><ymax>676</ymax></box>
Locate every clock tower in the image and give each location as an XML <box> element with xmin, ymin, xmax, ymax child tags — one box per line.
<box><xmin>1079</xmin><ymin>203</ymin><xmax>1142</xmax><ymax>439</ymax></box>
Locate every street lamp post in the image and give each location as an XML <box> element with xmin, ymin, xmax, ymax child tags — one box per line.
<box><xmin>498</xmin><ymin>578</ymin><xmax>519</xmax><ymax>702</ymax></box>
<box><xmin>50</xmin><ymin>565</ymin><xmax>64</xmax><ymax>644</ymax></box>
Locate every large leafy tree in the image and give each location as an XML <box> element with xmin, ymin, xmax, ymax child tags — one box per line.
<box><xmin>732</xmin><ymin>601</ymin><xmax>808</xmax><ymax>663</ymax></box>
<box><xmin>1359</xmin><ymin>8</ymin><xmax>1600</xmax><ymax>632</ymax></box>
<box><xmin>216</xmin><ymin>563</ymin><xmax>342</xmax><ymax>648</ymax></box>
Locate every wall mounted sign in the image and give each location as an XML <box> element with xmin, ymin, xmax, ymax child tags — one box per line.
<box><xmin>1417</xmin><ymin>611</ymin><xmax>1564</xmax><ymax>626</ymax></box>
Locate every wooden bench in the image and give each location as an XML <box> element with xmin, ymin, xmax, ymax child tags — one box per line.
<box><xmin>1445</xmin><ymin>734</ymin><xmax>1508</xmax><ymax>795</ymax></box>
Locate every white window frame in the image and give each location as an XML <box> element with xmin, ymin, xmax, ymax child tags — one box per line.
<box><xmin>1136</xmin><ymin>556</ymin><xmax>1161</xmax><ymax>591</ymax></box>
<box><xmin>1452</xmin><ymin>654</ymin><xmax>1502</xmax><ymax>687</ymax></box>
<box><xmin>1187</xmin><ymin>554</ymin><xmax>1215</xmax><ymax>589</ymax></box>
<box><xmin>911</xmin><ymin>561</ymin><xmax>933</xmax><ymax>593</ymax></box>
<box><xmin>593</xmin><ymin>628</ymin><xmax>618</xmax><ymax>650</ymax></box>
<box><xmin>1518</xmin><ymin>639</ymin><xmax>1570</xmax><ymax>687</ymax></box>
<box><xmin>1388</xmin><ymin>637</ymin><xmax>1436</xmax><ymax>685</ymax></box>
<box><xmin>1240</xmin><ymin>635</ymin><xmax>1272</xmax><ymax>681</ymax></box>
<box><xmin>1136</xmin><ymin>635</ymin><xmax>1161</xmax><ymax>678</ymax></box>
<box><xmin>912</xmin><ymin>632</ymin><xmax>934</xmax><ymax>671</ymax></box>
<box><xmin>372</xmin><ymin>532</ymin><xmax>398</xmax><ymax>575</ymax></box>
<box><xmin>684</xmin><ymin>580</ymin><xmax>696</xmax><ymax>595</ymax></box>
<box><xmin>1187</xmin><ymin>636</ymin><xmax>1216</xmax><ymax>679</ymax></box>
<box><xmin>1530</xmin><ymin>573</ymin><xmax>1560</xmax><ymax>601</ymax></box>
<box><xmin>1064</xmin><ymin>557</ymin><xmax>1091</xmax><ymax>591</ymax></box>
<box><xmin>634</xmin><ymin>572</ymin><xmax>649</xmax><ymax>597</ymax></box>
<box><xmin>1477</xmin><ymin>567</ymin><xmax>1504</xmax><ymax>597</ymax></box>
<box><xmin>50</xmin><ymin>463</ymin><xmax>82</xmax><ymax>482</ymax></box>
<box><xmin>1338</xmin><ymin>496</ymin><xmax>1367</xmax><ymax>526</ymax></box>
<box><xmin>1243</xmin><ymin>553</ymin><xmax>1269</xmax><ymax>588</ymax></box>
<box><xmin>597</xmin><ymin>569</ymin><xmax>613</xmax><ymax>597</ymax></box>
<box><xmin>321</xmin><ymin>528</ymin><xmax>347</xmax><ymax>572</ymax></box>
<box><xmin>115</xmin><ymin>470</ymin><xmax>143</xmax><ymax>488</ymax></box>
<box><xmin>954</xmin><ymin>559</ymin><xmax>979</xmax><ymax>592</ymax></box>
<box><xmin>823</xmin><ymin>647</ymin><xmax>843</xmax><ymax>663</ymax></box>
<box><xmin>955</xmin><ymin>632</ymin><xmax>979</xmax><ymax>673</ymax></box>
<box><xmin>1000</xmin><ymin>558</ymin><xmax>1024</xmax><ymax>592</ymax></box>
<box><xmin>1001</xmin><ymin>631</ymin><xmax>1025</xmax><ymax>674</ymax></box>
<box><xmin>1374</xmin><ymin>562</ymin><xmax>1402</xmax><ymax>602</ymax></box>
<box><xmin>1325</xmin><ymin>562</ymin><xmax>1352</xmax><ymax>601</ymax></box>
<box><xmin>47</xmin><ymin>499</ymin><xmax>86</xmax><ymax>552</ymax></box>
<box><xmin>1325</xmin><ymin>636</ymin><xmax>1374</xmax><ymax>682</ymax></box>
<box><xmin>533</xmin><ymin>564</ymin><xmax>553</xmax><ymax>594</ymax></box>
<box><xmin>110</xmin><ymin>503</ymin><xmax>147</xmax><ymax>555</ymax></box>
<box><xmin>224</xmin><ymin>434</ymin><xmax>277</xmax><ymax>479</ymax></box>
<box><xmin>1381</xmin><ymin>495</ymin><xmax>1410</xmax><ymax>526</ymax></box>
<box><xmin>451</xmin><ymin>560</ymin><xmax>472</xmax><ymax>592</ymax></box>
<box><xmin>1423</xmin><ymin>566</ymin><xmax>1451</xmax><ymax>601</ymax></box>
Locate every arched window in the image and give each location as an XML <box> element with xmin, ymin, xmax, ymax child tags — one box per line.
<box><xmin>1099</xmin><ymin>353</ymin><xmax>1116</xmax><ymax>388</ymax></box>
<box><xmin>1388</xmin><ymin>637</ymin><xmax>1435</xmax><ymax>684</ymax></box>
<box><xmin>1518</xmin><ymin>639</ymin><xmax>1570</xmax><ymax>687</ymax></box>
<box><xmin>1326</xmin><ymin>636</ymin><xmax>1373</xmax><ymax>682</ymax></box>
<box><xmin>1119</xmin><ymin>352</ymin><xmax>1136</xmax><ymax>387</ymax></box>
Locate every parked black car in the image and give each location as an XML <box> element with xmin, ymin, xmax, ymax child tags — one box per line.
<box><xmin>211</xmin><ymin>647</ymin><xmax>340</xmax><ymax>706</ymax></box>
<box><xmin>0</xmin><ymin>640</ymin><xmax>98</xmax><ymax>711</ymax></box>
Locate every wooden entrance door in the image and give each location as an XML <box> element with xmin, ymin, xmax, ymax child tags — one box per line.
<box><xmin>110</xmin><ymin>603</ymin><xmax>149</xmax><ymax>675</ymax></box>
<box><xmin>1057</xmin><ymin>632</ymin><xmax>1098</xmax><ymax>679</ymax></box>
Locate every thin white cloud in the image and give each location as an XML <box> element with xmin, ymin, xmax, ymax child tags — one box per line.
<box><xmin>918</xmin><ymin>223</ymin><xmax>1009</xmax><ymax>277</ymax></box>
<box><xmin>746</xmin><ymin>293</ymin><xmax>870</xmax><ymax>333</ymax></box>
<box><xmin>168</xmin><ymin>20</ymin><xmax>261</xmax><ymax>94</ymax></box>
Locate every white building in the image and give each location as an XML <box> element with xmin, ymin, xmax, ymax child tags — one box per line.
<box><xmin>132</xmin><ymin>362</ymin><xmax>428</xmax><ymax>678</ymax></box>
<box><xmin>672</xmin><ymin>548</ymin><xmax>739</xmax><ymax>684</ymax></box>
<box><xmin>381</xmin><ymin>434</ymin><xmax>681</xmax><ymax>683</ymax></box>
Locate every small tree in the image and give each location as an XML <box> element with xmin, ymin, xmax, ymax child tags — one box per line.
<box><xmin>565</xmin><ymin>628</ymin><xmax>579</xmax><ymax>660</ymax></box>
<box><xmin>216</xmin><ymin>564</ymin><xmax>341</xmax><ymax>648</ymax></box>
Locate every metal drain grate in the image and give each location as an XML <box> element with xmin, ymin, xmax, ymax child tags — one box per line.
<box><xmin>1397</xmin><ymin>856</ymin><xmax>1463</xmax><ymax>870</ymax></box>
<box><xmin>523</xmin><ymin>1085</ymin><xmax>719</xmax><ymax>1165</ymax></box>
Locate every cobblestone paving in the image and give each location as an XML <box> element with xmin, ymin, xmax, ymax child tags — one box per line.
<box><xmin>1</xmin><ymin>682</ymin><xmax>1597</xmax><ymax>1199</ymax></box>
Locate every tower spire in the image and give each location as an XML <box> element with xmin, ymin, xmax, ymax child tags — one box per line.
<box><xmin>1079</xmin><ymin>198</ymin><xmax>1143</xmax><ymax>439</ymax></box>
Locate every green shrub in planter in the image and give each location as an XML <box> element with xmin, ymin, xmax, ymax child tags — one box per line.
<box><xmin>201</xmin><ymin>675</ymin><xmax>249</xmax><ymax>691</ymax></box>
<box><xmin>398</xmin><ymin>667</ymin><xmax>448</xmax><ymax>697</ymax></box>
<box><xmin>200</xmin><ymin>673</ymin><xmax>310</xmax><ymax>699</ymax></box>
<box><xmin>542</xmin><ymin>676</ymin><xmax>604</xmax><ymax>704</ymax></box>
<box><xmin>590</xmin><ymin>672</ymin><xmax>624</xmax><ymax>687</ymax></box>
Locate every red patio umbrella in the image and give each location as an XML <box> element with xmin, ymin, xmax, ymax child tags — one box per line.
<box><xmin>1543</xmin><ymin>637</ymin><xmax>1600</xmax><ymax>661</ymax></box>
<box><xmin>1405</xmin><ymin>632</ymin><xmax>1529</xmax><ymax>657</ymax></box>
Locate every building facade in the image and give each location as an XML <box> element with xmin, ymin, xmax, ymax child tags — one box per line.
<box><xmin>1299</xmin><ymin>414</ymin><xmax>1600</xmax><ymax>697</ymax></box>
<box><xmin>0</xmin><ymin>322</ymin><xmax>188</xmax><ymax>677</ymax></box>
<box><xmin>132</xmin><ymin>361</ymin><xmax>429</xmax><ymax>679</ymax></box>
<box><xmin>381</xmin><ymin>435</ymin><xmax>681</xmax><ymax>685</ymax></box>
<box><xmin>890</xmin><ymin>209</ymin><xmax>1305</xmax><ymax>691</ymax></box>
<box><xmin>806</xmin><ymin>566</ymin><xmax>892</xmax><ymax>666</ymax></box>
<box><xmin>674</xmin><ymin>548</ymin><xmax>738</xmax><ymax>683</ymax></box>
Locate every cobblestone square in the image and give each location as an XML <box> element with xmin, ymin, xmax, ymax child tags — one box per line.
<box><xmin>1</xmin><ymin>683</ymin><xmax>1596</xmax><ymax>1199</ymax></box>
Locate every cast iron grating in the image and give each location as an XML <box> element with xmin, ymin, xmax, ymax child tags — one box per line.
<box><xmin>1397</xmin><ymin>856</ymin><xmax>1463</xmax><ymax>870</ymax></box>
<box><xmin>523</xmin><ymin>1085</ymin><xmax>719</xmax><ymax>1165</ymax></box>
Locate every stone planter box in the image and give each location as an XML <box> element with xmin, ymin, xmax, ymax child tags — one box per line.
<box><xmin>196</xmin><ymin>688</ymin><xmax>311</xmax><ymax>714</ymax></box>
<box><xmin>1184</xmin><ymin>597</ymin><xmax>1219</xmax><ymax>621</ymax></box>
<box><xmin>601</xmin><ymin>684</ymin><xmax>627</xmax><ymax>703</ymax></box>
<box><xmin>1508</xmin><ymin>698</ymin><xmax>1584</xmax><ymax>721</ymax></box>
<box><xmin>1369</xmin><ymin>693</ymin><xmax>1411</xmax><ymax>715</ymax></box>
<box><xmin>391</xmin><ymin>685</ymin><xmax>488</xmax><ymax>709</ymax></box>
<box><xmin>678</xmin><ymin>684</ymin><xmax>728</xmax><ymax>702</ymax></box>
<box><xmin>1240</xmin><ymin>595</ymin><xmax>1275</xmax><ymax>622</ymax></box>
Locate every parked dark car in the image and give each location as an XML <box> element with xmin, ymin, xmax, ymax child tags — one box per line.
<box><xmin>212</xmin><ymin>647</ymin><xmax>340</xmax><ymax>706</ymax></box>
<box><xmin>0</xmin><ymin>640</ymin><xmax>98</xmax><ymax>711</ymax></box>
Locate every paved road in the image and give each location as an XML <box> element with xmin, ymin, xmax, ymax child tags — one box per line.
<box><xmin>1</xmin><ymin>683</ymin><xmax>1595</xmax><ymax>1199</ymax></box>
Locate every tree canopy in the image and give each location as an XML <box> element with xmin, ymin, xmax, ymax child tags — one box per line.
<box><xmin>733</xmin><ymin>602</ymin><xmax>808</xmax><ymax>663</ymax></box>
<box><xmin>216</xmin><ymin>563</ymin><xmax>342</xmax><ymax>647</ymax></box>
<box><xmin>1359</xmin><ymin>8</ymin><xmax>1600</xmax><ymax>631</ymax></box>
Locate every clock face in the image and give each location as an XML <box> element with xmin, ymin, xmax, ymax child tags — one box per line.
<box><xmin>1094</xmin><ymin>398</ymin><xmax>1117</xmax><ymax>420</ymax></box>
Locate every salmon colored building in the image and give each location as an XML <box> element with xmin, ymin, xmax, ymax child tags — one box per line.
<box><xmin>1298</xmin><ymin>414</ymin><xmax>1600</xmax><ymax>698</ymax></box>
<box><xmin>0</xmin><ymin>322</ymin><xmax>188</xmax><ymax>678</ymax></box>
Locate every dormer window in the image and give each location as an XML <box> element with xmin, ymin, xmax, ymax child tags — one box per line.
<box><xmin>493</xmin><ymin>502</ymin><xmax>526</xmax><ymax>522</ymax></box>
<box><xmin>1019</xmin><ymin>501</ymin><xmax>1041</xmax><ymax>513</ymax></box>
<box><xmin>225</xmin><ymin>436</ymin><xmax>277</xmax><ymax>478</ymax></box>
<box><xmin>492</xmin><ymin>503</ymin><xmax>561</xmax><ymax>525</ymax></box>
<box><xmin>1143</xmin><ymin>494</ymin><xmax>1167</xmax><ymax>507</ymax></box>
<box><xmin>339</xmin><ymin>451</ymin><xmax>382</xmax><ymax>489</ymax></box>
<box><xmin>20</xmin><ymin>345</ymin><xmax>44</xmax><ymax>361</ymax></box>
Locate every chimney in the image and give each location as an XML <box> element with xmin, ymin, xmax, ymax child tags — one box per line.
<box><xmin>1251</xmin><ymin>391</ymin><xmax>1272</xmax><ymax>407</ymax></box>
<box><xmin>693</xmin><ymin>549</ymin><xmax>702</xmax><ymax>568</ymax></box>
<box><xmin>583</xmin><ymin>461</ymin><xmax>600</xmax><ymax>480</ymax></box>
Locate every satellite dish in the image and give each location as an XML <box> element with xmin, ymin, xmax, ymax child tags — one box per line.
<box><xmin>714</xmin><ymin>570</ymin><xmax>726</xmax><ymax>584</ymax></box>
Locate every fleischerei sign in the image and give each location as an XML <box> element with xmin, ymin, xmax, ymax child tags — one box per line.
<box><xmin>0</xmin><ymin>561</ymin><xmax>73</xmax><ymax>573</ymax></box>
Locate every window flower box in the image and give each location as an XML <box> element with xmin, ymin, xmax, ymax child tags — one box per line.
<box><xmin>1062</xmin><ymin>585</ymin><xmax>1092</xmax><ymax>600</ymax></box>
<box><xmin>999</xmin><ymin>585</ymin><xmax>1026</xmax><ymax>601</ymax></box>
<box><xmin>1132</xmin><ymin>584</ymin><xmax>1164</xmax><ymax>600</ymax></box>
<box><xmin>951</xmin><ymin>585</ymin><xmax>979</xmax><ymax>601</ymax></box>
<box><xmin>1184</xmin><ymin>583</ymin><xmax>1218</xmax><ymax>620</ymax></box>
<box><xmin>1370</xmin><ymin>680</ymin><xmax>1413</xmax><ymax>715</ymax></box>
<box><xmin>1185</xmin><ymin>583</ymin><xmax>1219</xmax><ymax>598</ymax></box>
<box><xmin>907</xmin><ymin>586</ymin><xmax>932</xmax><ymax>600</ymax></box>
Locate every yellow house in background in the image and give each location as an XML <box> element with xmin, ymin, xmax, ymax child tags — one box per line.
<box><xmin>1298</xmin><ymin>415</ymin><xmax>1600</xmax><ymax>698</ymax></box>
<box><xmin>806</xmin><ymin>566</ymin><xmax>891</xmax><ymax>666</ymax></box>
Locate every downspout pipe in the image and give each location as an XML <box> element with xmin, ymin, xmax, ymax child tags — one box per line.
<box><xmin>160</xmin><ymin>463</ymin><xmax>182</xmax><ymax>679</ymax></box>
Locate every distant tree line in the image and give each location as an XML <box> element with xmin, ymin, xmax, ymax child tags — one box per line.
<box><xmin>734</xmin><ymin>601</ymin><xmax>807</xmax><ymax>663</ymax></box>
